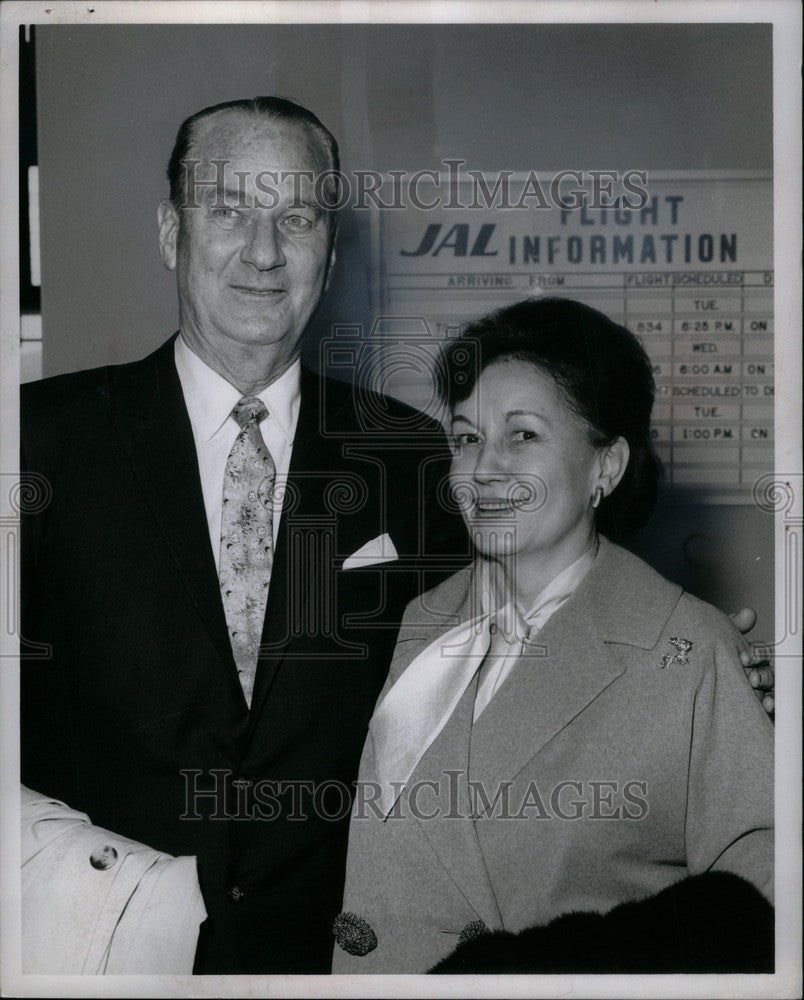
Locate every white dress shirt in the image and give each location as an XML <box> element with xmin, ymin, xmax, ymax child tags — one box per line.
<box><xmin>174</xmin><ymin>335</ymin><xmax>300</xmax><ymax>572</ymax></box>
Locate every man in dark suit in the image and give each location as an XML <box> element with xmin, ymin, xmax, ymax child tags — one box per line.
<box><xmin>19</xmin><ymin>95</ymin><xmax>772</xmax><ymax>976</ymax></box>
<box><xmin>20</xmin><ymin>97</ymin><xmax>466</xmax><ymax>974</ymax></box>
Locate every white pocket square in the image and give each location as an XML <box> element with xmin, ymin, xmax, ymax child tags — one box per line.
<box><xmin>342</xmin><ymin>534</ymin><xmax>398</xmax><ymax>570</ymax></box>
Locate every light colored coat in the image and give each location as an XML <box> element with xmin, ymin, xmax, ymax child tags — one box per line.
<box><xmin>333</xmin><ymin>538</ymin><xmax>774</xmax><ymax>973</ymax></box>
<box><xmin>21</xmin><ymin>787</ymin><xmax>206</xmax><ymax>974</ymax></box>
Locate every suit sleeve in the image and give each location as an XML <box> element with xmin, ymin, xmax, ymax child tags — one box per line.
<box><xmin>684</xmin><ymin>609</ymin><xmax>774</xmax><ymax>902</ymax></box>
<box><xmin>19</xmin><ymin>394</ymin><xmax>75</xmax><ymax>800</ymax></box>
<box><xmin>19</xmin><ymin>417</ymin><xmax>57</xmax><ymax>796</ymax></box>
<box><xmin>21</xmin><ymin>785</ymin><xmax>206</xmax><ymax>974</ymax></box>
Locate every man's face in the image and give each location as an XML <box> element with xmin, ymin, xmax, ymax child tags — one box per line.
<box><xmin>158</xmin><ymin>111</ymin><xmax>334</xmax><ymax>364</ymax></box>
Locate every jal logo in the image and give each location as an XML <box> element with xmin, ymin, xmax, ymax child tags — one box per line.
<box><xmin>401</xmin><ymin>223</ymin><xmax>498</xmax><ymax>257</ymax></box>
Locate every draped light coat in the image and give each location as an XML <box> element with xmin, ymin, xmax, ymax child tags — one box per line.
<box><xmin>333</xmin><ymin>537</ymin><xmax>774</xmax><ymax>973</ymax></box>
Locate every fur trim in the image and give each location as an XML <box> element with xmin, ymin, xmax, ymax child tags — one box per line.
<box><xmin>430</xmin><ymin>872</ymin><xmax>773</xmax><ymax>974</ymax></box>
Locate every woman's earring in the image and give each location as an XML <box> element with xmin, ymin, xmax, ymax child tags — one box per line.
<box><xmin>591</xmin><ymin>486</ymin><xmax>605</xmax><ymax>509</ymax></box>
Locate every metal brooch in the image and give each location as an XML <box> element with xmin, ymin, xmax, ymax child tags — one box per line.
<box><xmin>660</xmin><ymin>636</ymin><xmax>693</xmax><ymax>668</ymax></box>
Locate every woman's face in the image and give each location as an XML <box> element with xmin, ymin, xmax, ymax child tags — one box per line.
<box><xmin>449</xmin><ymin>358</ymin><xmax>605</xmax><ymax>566</ymax></box>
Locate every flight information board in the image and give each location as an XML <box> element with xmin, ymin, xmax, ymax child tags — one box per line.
<box><xmin>371</xmin><ymin>172</ymin><xmax>773</xmax><ymax>502</ymax></box>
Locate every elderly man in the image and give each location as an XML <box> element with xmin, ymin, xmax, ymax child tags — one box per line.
<box><xmin>20</xmin><ymin>96</ymin><xmax>465</xmax><ymax>974</ymax></box>
<box><xmin>20</xmin><ymin>96</ymin><xmax>771</xmax><ymax>975</ymax></box>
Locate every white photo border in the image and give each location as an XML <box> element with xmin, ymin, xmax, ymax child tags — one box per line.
<box><xmin>1</xmin><ymin>2</ymin><xmax>800</xmax><ymax>998</ymax></box>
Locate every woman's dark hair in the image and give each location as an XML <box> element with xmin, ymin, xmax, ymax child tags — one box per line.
<box><xmin>436</xmin><ymin>296</ymin><xmax>663</xmax><ymax>540</ymax></box>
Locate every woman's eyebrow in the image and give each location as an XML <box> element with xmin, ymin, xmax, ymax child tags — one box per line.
<box><xmin>505</xmin><ymin>408</ymin><xmax>548</xmax><ymax>421</ymax></box>
<box><xmin>450</xmin><ymin>414</ymin><xmax>475</xmax><ymax>426</ymax></box>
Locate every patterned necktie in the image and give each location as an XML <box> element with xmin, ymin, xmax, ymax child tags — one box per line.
<box><xmin>219</xmin><ymin>396</ymin><xmax>276</xmax><ymax>707</ymax></box>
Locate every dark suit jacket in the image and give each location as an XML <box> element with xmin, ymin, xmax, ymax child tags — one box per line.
<box><xmin>20</xmin><ymin>335</ymin><xmax>468</xmax><ymax>973</ymax></box>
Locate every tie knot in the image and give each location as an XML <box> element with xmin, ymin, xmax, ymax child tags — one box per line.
<box><xmin>232</xmin><ymin>396</ymin><xmax>268</xmax><ymax>429</ymax></box>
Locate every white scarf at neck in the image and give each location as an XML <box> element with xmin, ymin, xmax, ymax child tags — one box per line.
<box><xmin>368</xmin><ymin>541</ymin><xmax>599</xmax><ymax>817</ymax></box>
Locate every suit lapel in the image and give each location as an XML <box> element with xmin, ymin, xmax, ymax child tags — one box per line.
<box><xmin>468</xmin><ymin>601</ymin><xmax>625</xmax><ymax>798</ymax></box>
<box><xmin>111</xmin><ymin>336</ymin><xmax>244</xmax><ymax>703</ymax></box>
<box><xmin>393</xmin><ymin>560</ymin><xmax>620</xmax><ymax>922</ymax></box>
<box><xmin>468</xmin><ymin>538</ymin><xmax>682</xmax><ymax>795</ymax></box>
<box><xmin>406</xmin><ymin>678</ymin><xmax>505</xmax><ymax>931</ymax></box>
<box><xmin>376</xmin><ymin>565</ymin><xmax>503</xmax><ymax>929</ymax></box>
<box><xmin>248</xmin><ymin>369</ymin><xmax>368</xmax><ymax>721</ymax></box>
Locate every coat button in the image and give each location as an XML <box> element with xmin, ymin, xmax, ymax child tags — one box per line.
<box><xmin>459</xmin><ymin>919</ymin><xmax>489</xmax><ymax>944</ymax></box>
<box><xmin>332</xmin><ymin>912</ymin><xmax>377</xmax><ymax>956</ymax></box>
<box><xmin>89</xmin><ymin>845</ymin><xmax>118</xmax><ymax>871</ymax></box>
<box><xmin>229</xmin><ymin>886</ymin><xmax>245</xmax><ymax>902</ymax></box>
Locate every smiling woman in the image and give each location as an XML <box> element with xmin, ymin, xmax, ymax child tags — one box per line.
<box><xmin>441</xmin><ymin>297</ymin><xmax>661</xmax><ymax>543</ymax></box>
<box><xmin>439</xmin><ymin>297</ymin><xmax>661</xmax><ymax>610</ymax></box>
<box><xmin>333</xmin><ymin>297</ymin><xmax>774</xmax><ymax>974</ymax></box>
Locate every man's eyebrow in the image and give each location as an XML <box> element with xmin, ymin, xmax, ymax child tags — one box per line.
<box><xmin>200</xmin><ymin>185</ymin><xmax>325</xmax><ymax>217</ymax></box>
<box><xmin>450</xmin><ymin>414</ymin><xmax>476</xmax><ymax>426</ymax></box>
<box><xmin>197</xmin><ymin>183</ymin><xmax>250</xmax><ymax>206</ymax></box>
<box><xmin>284</xmin><ymin>198</ymin><xmax>324</xmax><ymax>216</ymax></box>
